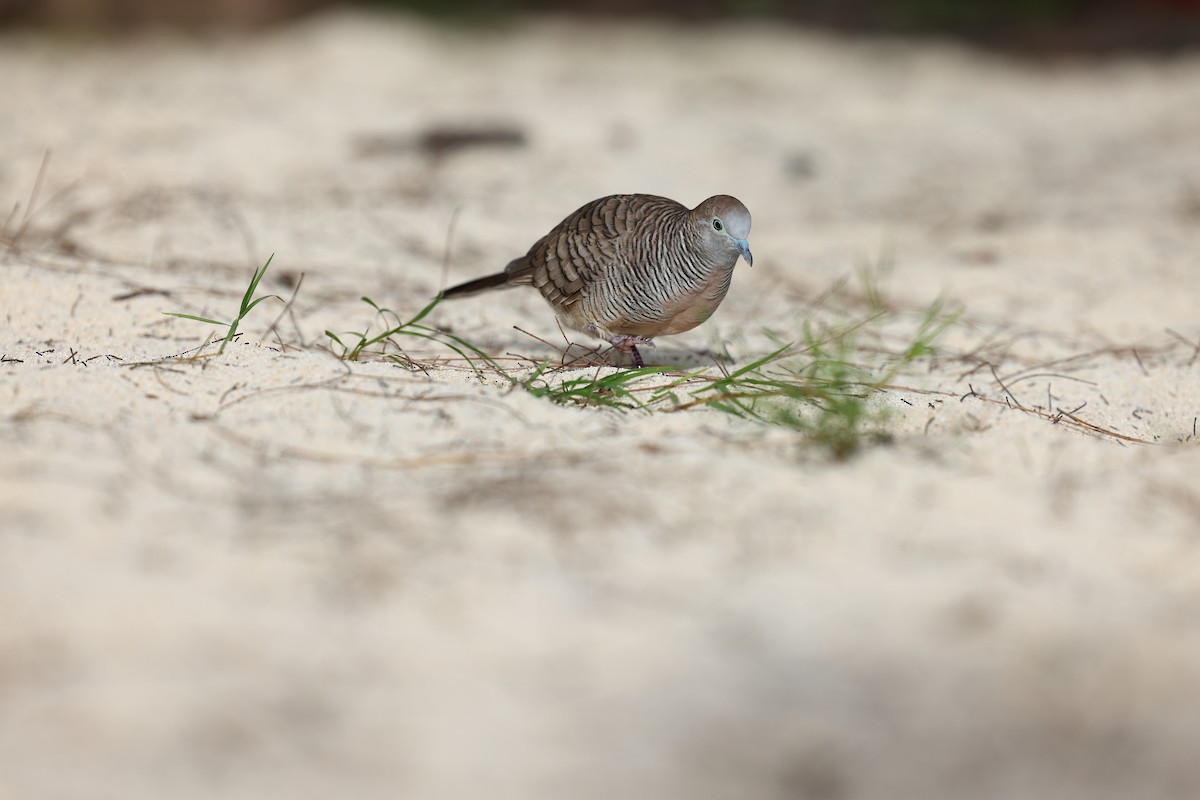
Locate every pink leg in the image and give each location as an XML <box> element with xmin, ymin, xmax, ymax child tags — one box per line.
<box><xmin>610</xmin><ymin>335</ymin><xmax>654</xmax><ymax>368</ymax></box>
<box><xmin>586</xmin><ymin>327</ymin><xmax>655</xmax><ymax>368</ymax></box>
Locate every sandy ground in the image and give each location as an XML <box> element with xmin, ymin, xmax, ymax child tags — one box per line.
<box><xmin>3</xmin><ymin>10</ymin><xmax>1200</xmax><ymax>799</ymax></box>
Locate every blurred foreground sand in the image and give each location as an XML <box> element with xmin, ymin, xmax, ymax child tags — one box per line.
<box><xmin>3</xmin><ymin>11</ymin><xmax>1200</xmax><ymax>799</ymax></box>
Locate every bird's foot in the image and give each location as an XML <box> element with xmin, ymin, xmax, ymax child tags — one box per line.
<box><xmin>608</xmin><ymin>335</ymin><xmax>655</xmax><ymax>351</ymax></box>
<box><xmin>608</xmin><ymin>335</ymin><xmax>655</xmax><ymax>368</ymax></box>
<box><xmin>583</xmin><ymin>326</ymin><xmax>656</xmax><ymax>368</ymax></box>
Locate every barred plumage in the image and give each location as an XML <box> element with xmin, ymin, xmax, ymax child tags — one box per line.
<box><xmin>442</xmin><ymin>193</ymin><xmax>753</xmax><ymax>366</ymax></box>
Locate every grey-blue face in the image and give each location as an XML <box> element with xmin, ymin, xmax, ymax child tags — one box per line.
<box><xmin>702</xmin><ymin>195</ymin><xmax>753</xmax><ymax>267</ymax></box>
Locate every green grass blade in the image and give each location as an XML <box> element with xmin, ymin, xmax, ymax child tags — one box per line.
<box><xmin>405</xmin><ymin>293</ymin><xmax>445</xmax><ymax>327</ymax></box>
<box><xmin>240</xmin><ymin>253</ymin><xmax>274</xmax><ymax>313</ymax></box>
<box><xmin>389</xmin><ymin>329</ymin><xmax>492</xmax><ymax>378</ymax></box>
<box><xmin>242</xmin><ymin>294</ymin><xmax>283</xmax><ymax>315</ymax></box>
<box><xmin>163</xmin><ymin>312</ymin><xmax>228</xmax><ymax>326</ymax></box>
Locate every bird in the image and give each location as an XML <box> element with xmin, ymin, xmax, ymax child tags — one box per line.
<box><xmin>441</xmin><ymin>193</ymin><xmax>753</xmax><ymax>367</ymax></box>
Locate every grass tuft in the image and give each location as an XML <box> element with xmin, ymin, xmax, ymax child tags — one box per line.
<box><xmin>680</xmin><ymin>276</ymin><xmax>958</xmax><ymax>458</ymax></box>
<box><xmin>523</xmin><ymin>364</ymin><xmax>687</xmax><ymax>410</ymax></box>
<box><xmin>164</xmin><ymin>254</ymin><xmax>281</xmax><ymax>355</ymax></box>
<box><xmin>325</xmin><ymin>293</ymin><xmax>504</xmax><ymax>379</ymax></box>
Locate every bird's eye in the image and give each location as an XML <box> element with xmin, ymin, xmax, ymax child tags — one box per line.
<box><xmin>712</xmin><ymin>218</ymin><xmax>723</xmax><ymax>231</ymax></box>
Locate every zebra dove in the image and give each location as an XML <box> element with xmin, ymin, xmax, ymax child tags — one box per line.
<box><xmin>442</xmin><ymin>194</ymin><xmax>753</xmax><ymax>367</ymax></box>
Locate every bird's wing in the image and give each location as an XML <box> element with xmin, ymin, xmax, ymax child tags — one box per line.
<box><xmin>517</xmin><ymin>195</ymin><xmax>648</xmax><ymax>308</ymax></box>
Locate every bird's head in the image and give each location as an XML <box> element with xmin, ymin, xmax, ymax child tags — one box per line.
<box><xmin>694</xmin><ymin>195</ymin><xmax>753</xmax><ymax>267</ymax></box>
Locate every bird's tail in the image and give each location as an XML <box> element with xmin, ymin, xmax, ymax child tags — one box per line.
<box><xmin>441</xmin><ymin>271</ymin><xmax>510</xmax><ymax>299</ymax></box>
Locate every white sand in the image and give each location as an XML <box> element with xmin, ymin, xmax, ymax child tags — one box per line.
<box><xmin>3</xmin><ymin>11</ymin><xmax>1200</xmax><ymax>799</ymax></box>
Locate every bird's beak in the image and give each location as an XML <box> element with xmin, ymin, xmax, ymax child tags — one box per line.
<box><xmin>734</xmin><ymin>238</ymin><xmax>753</xmax><ymax>267</ymax></box>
